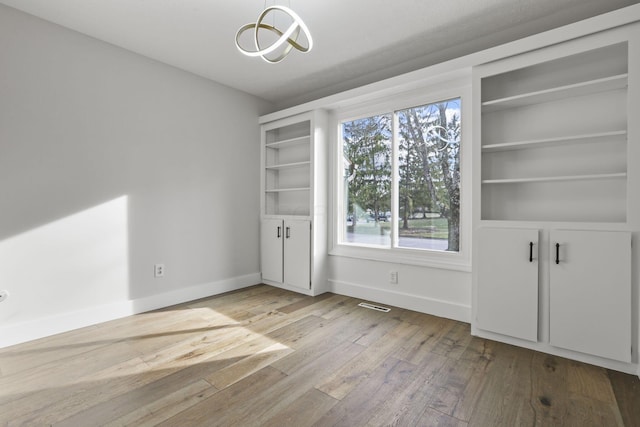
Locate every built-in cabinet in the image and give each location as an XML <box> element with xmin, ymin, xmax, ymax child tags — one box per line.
<box><xmin>476</xmin><ymin>227</ymin><xmax>539</xmax><ymax>342</ymax></box>
<box><xmin>550</xmin><ymin>230</ymin><xmax>631</xmax><ymax>362</ymax></box>
<box><xmin>260</xmin><ymin>111</ymin><xmax>328</xmax><ymax>296</ymax></box>
<box><xmin>473</xmin><ymin>24</ymin><xmax>639</xmax><ymax>369</ymax></box>
<box><xmin>477</xmin><ymin>227</ymin><xmax>632</xmax><ymax>362</ymax></box>
<box><xmin>261</xmin><ymin>218</ymin><xmax>311</xmax><ymax>291</ymax></box>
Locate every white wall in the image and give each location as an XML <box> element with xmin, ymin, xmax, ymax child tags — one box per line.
<box><xmin>328</xmin><ymin>257</ymin><xmax>471</xmax><ymax>322</ymax></box>
<box><xmin>0</xmin><ymin>5</ymin><xmax>272</xmax><ymax>347</ymax></box>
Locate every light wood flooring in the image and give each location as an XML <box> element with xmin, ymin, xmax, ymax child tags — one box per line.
<box><xmin>1</xmin><ymin>285</ymin><xmax>639</xmax><ymax>426</ymax></box>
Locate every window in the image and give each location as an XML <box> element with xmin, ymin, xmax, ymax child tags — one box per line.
<box><xmin>342</xmin><ymin>114</ymin><xmax>392</xmax><ymax>247</ymax></box>
<box><xmin>339</xmin><ymin>97</ymin><xmax>462</xmax><ymax>254</ymax></box>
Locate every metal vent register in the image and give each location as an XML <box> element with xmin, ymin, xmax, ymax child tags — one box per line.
<box><xmin>358</xmin><ymin>302</ymin><xmax>391</xmax><ymax>312</ymax></box>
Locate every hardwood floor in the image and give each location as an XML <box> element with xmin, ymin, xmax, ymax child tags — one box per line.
<box><xmin>1</xmin><ymin>285</ymin><xmax>638</xmax><ymax>426</ymax></box>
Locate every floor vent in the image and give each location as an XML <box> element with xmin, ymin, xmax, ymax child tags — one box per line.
<box><xmin>358</xmin><ymin>302</ymin><xmax>391</xmax><ymax>312</ymax></box>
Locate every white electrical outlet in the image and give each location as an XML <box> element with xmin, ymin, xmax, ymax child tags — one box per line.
<box><xmin>154</xmin><ymin>264</ymin><xmax>165</xmax><ymax>278</ymax></box>
<box><xmin>0</xmin><ymin>290</ymin><xmax>9</xmax><ymax>302</ymax></box>
<box><xmin>389</xmin><ymin>271</ymin><xmax>398</xmax><ymax>284</ymax></box>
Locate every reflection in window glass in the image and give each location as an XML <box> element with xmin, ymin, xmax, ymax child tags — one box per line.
<box><xmin>342</xmin><ymin>114</ymin><xmax>392</xmax><ymax>247</ymax></box>
<box><xmin>397</xmin><ymin>99</ymin><xmax>461</xmax><ymax>252</ymax></box>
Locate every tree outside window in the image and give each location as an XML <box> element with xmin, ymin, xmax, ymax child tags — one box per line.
<box><xmin>342</xmin><ymin>114</ymin><xmax>392</xmax><ymax>247</ymax></box>
<box><xmin>341</xmin><ymin>98</ymin><xmax>461</xmax><ymax>252</ymax></box>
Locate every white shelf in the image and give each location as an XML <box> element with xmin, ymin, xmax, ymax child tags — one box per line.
<box><xmin>482</xmin><ymin>74</ymin><xmax>628</xmax><ymax>112</ymax></box>
<box><xmin>482</xmin><ymin>130</ymin><xmax>627</xmax><ymax>152</ymax></box>
<box><xmin>265</xmin><ymin>161</ymin><xmax>311</xmax><ymax>170</ymax></box>
<box><xmin>265</xmin><ymin>135</ymin><xmax>309</xmax><ymax>149</ymax></box>
<box><xmin>265</xmin><ymin>187</ymin><xmax>311</xmax><ymax>193</ymax></box>
<box><xmin>482</xmin><ymin>172</ymin><xmax>627</xmax><ymax>184</ymax></box>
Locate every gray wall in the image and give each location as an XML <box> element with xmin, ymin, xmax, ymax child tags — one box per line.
<box><xmin>0</xmin><ymin>4</ymin><xmax>271</xmax><ymax>343</ymax></box>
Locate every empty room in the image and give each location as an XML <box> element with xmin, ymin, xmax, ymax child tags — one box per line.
<box><xmin>1</xmin><ymin>0</ymin><xmax>640</xmax><ymax>425</ymax></box>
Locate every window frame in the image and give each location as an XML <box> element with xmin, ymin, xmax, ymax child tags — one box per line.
<box><xmin>329</xmin><ymin>83</ymin><xmax>472</xmax><ymax>272</ymax></box>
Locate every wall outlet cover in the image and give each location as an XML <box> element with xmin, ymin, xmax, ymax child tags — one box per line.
<box><xmin>154</xmin><ymin>264</ymin><xmax>165</xmax><ymax>278</ymax></box>
<box><xmin>389</xmin><ymin>271</ymin><xmax>398</xmax><ymax>284</ymax></box>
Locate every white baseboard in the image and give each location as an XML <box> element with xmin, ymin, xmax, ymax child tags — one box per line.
<box><xmin>0</xmin><ymin>273</ymin><xmax>260</xmax><ymax>349</ymax></box>
<box><xmin>328</xmin><ymin>279</ymin><xmax>471</xmax><ymax>323</ymax></box>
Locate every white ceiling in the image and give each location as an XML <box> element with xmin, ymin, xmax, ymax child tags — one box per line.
<box><xmin>1</xmin><ymin>0</ymin><xmax>638</xmax><ymax>108</ymax></box>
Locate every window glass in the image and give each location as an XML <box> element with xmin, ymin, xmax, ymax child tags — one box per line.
<box><xmin>342</xmin><ymin>114</ymin><xmax>392</xmax><ymax>247</ymax></box>
<box><xmin>397</xmin><ymin>99</ymin><xmax>461</xmax><ymax>252</ymax></box>
<box><xmin>338</xmin><ymin>97</ymin><xmax>461</xmax><ymax>253</ymax></box>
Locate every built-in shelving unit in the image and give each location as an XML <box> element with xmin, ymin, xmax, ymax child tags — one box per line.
<box><xmin>260</xmin><ymin>110</ymin><xmax>329</xmax><ymax>296</ymax></box>
<box><xmin>473</xmin><ymin>25</ymin><xmax>639</xmax><ymax>373</ymax></box>
<box><xmin>479</xmin><ymin>42</ymin><xmax>629</xmax><ymax>223</ymax></box>
<box><xmin>263</xmin><ymin>119</ymin><xmax>312</xmax><ymax>216</ymax></box>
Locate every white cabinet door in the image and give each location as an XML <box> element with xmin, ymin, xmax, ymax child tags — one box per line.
<box><xmin>550</xmin><ymin>230</ymin><xmax>631</xmax><ymax>362</ymax></box>
<box><xmin>283</xmin><ymin>219</ymin><xmax>311</xmax><ymax>290</ymax></box>
<box><xmin>477</xmin><ymin>227</ymin><xmax>539</xmax><ymax>341</ymax></box>
<box><xmin>260</xmin><ymin>219</ymin><xmax>283</xmax><ymax>283</ymax></box>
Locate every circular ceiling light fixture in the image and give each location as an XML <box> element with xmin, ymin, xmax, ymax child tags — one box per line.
<box><xmin>235</xmin><ymin>5</ymin><xmax>313</xmax><ymax>64</ymax></box>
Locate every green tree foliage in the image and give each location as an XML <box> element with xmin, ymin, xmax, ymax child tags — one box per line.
<box><xmin>343</xmin><ymin>115</ymin><xmax>392</xmax><ymax>229</ymax></box>
<box><xmin>398</xmin><ymin>100</ymin><xmax>461</xmax><ymax>251</ymax></box>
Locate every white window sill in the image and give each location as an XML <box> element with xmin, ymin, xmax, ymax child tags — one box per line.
<box><xmin>329</xmin><ymin>244</ymin><xmax>471</xmax><ymax>272</ymax></box>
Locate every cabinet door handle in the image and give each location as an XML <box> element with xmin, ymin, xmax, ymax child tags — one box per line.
<box><xmin>555</xmin><ymin>243</ymin><xmax>560</xmax><ymax>264</ymax></box>
<box><xmin>277</xmin><ymin>226</ymin><xmax>281</xmax><ymax>238</ymax></box>
<box><xmin>286</xmin><ymin>227</ymin><xmax>290</xmax><ymax>239</ymax></box>
<box><xmin>529</xmin><ymin>242</ymin><xmax>533</xmax><ymax>262</ymax></box>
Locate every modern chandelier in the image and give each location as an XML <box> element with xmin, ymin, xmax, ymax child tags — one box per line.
<box><xmin>235</xmin><ymin>4</ymin><xmax>313</xmax><ymax>64</ymax></box>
